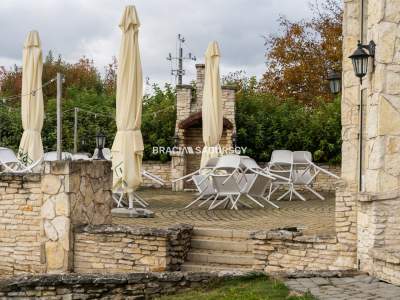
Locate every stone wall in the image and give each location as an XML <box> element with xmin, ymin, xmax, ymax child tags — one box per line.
<box><xmin>142</xmin><ymin>161</ymin><xmax>171</xmax><ymax>188</ymax></box>
<box><xmin>41</xmin><ymin>161</ymin><xmax>113</xmax><ymax>274</ymax></box>
<box><xmin>251</xmin><ymin>229</ymin><xmax>354</xmax><ymax>273</ymax></box>
<box><xmin>0</xmin><ymin>272</ymin><xmax>231</xmax><ymax>299</ymax></box>
<box><xmin>0</xmin><ymin>173</ymin><xmax>45</xmax><ymax>277</ymax></box>
<box><xmin>0</xmin><ymin>160</ymin><xmax>113</xmax><ymax>277</ymax></box>
<box><xmin>341</xmin><ymin>0</ymin><xmax>400</xmax><ymax>286</ymax></box>
<box><xmin>74</xmin><ymin>224</ymin><xmax>192</xmax><ymax>273</ymax></box>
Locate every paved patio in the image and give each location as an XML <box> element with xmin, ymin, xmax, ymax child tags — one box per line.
<box><xmin>113</xmin><ymin>189</ymin><xmax>335</xmax><ymax>236</ymax></box>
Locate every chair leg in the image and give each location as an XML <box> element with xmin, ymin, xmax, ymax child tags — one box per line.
<box><xmin>185</xmin><ymin>194</ymin><xmax>204</xmax><ymax>209</ymax></box>
<box><xmin>305</xmin><ymin>186</ymin><xmax>325</xmax><ymax>200</ymax></box>
<box><xmin>292</xmin><ymin>189</ymin><xmax>306</xmax><ymax>201</ymax></box>
<box><xmin>199</xmin><ymin>195</ymin><xmax>214</xmax><ymax>207</ymax></box>
<box><xmin>277</xmin><ymin>189</ymin><xmax>290</xmax><ymax>201</ymax></box>
<box><xmin>134</xmin><ymin>193</ymin><xmax>149</xmax><ymax>206</ymax></box>
<box><xmin>231</xmin><ymin>194</ymin><xmax>240</xmax><ymax>210</ymax></box>
<box><xmin>261</xmin><ymin>196</ymin><xmax>280</xmax><ymax>209</ymax></box>
<box><xmin>209</xmin><ymin>196</ymin><xmax>228</xmax><ymax>210</ymax></box>
<box><xmin>208</xmin><ymin>194</ymin><xmax>220</xmax><ymax>210</ymax></box>
<box><xmin>245</xmin><ymin>195</ymin><xmax>264</xmax><ymax>208</ymax></box>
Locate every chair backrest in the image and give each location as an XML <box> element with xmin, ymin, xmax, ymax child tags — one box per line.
<box><xmin>193</xmin><ymin>175</ymin><xmax>215</xmax><ymax>196</ymax></box>
<box><xmin>240</xmin><ymin>156</ymin><xmax>260</xmax><ymax>172</ymax></box>
<box><xmin>270</xmin><ymin>150</ymin><xmax>293</xmax><ymax>164</ymax></box>
<box><xmin>211</xmin><ymin>174</ymin><xmax>241</xmax><ymax>194</ymax></box>
<box><xmin>0</xmin><ymin>148</ymin><xmax>19</xmax><ymax>164</ymax></box>
<box><xmin>72</xmin><ymin>153</ymin><xmax>91</xmax><ymax>160</ymax></box>
<box><xmin>246</xmin><ymin>173</ymin><xmax>272</xmax><ymax>197</ymax></box>
<box><xmin>215</xmin><ymin>155</ymin><xmax>241</xmax><ymax>172</ymax></box>
<box><xmin>269</xmin><ymin>150</ymin><xmax>293</xmax><ymax>182</ymax></box>
<box><xmin>44</xmin><ymin>152</ymin><xmax>73</xmax><ymax>161</ymax></box>
<box><xmin>292</xmin><ymin>169</ymin><xmax>313</xmax><ymax>185</ymax></box>
<box><xmin>293</xmin><ymin>151</ymin><xmax>312</xmax><ymax>164</ymax></box>
<box><xmin>204</xmin><ymin>157</ymin><xmax>219</xmax><ymax>168</ymax></box>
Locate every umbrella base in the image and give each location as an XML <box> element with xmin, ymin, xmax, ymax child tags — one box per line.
<box><xmin>111</xmin><ymin>207</ymin><xmax>155</xmax><ymax>218</ymax></box>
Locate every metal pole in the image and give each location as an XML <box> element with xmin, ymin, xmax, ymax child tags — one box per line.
<box><xmin>178</xmin><ymin>40</ymin><xmax>183</xmax><ymax>85</ymax></box>
<box><xmin>56</xmin><ymin>73</ymin><xmax>63</xmax><ymax>160</ymax></box>
<box><xmin>73</xmin><ymin>107</ymin><xmax>78</xmax><ymax>153</ymax></box>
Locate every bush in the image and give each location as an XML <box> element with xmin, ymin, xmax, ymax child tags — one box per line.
<box><xmin>236</xmin><ymin>90</ymin><xmax>341</xmax><ymax>164</ymax></box>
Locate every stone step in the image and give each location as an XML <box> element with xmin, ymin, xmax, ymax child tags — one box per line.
<box><xmin>181</xmin><ymin>262</ymin><xmax>253</xmax><ymax>273</ymax></box>
<box><xmin>192</xmin><ymin>228</ymin><xmax>252</xmax><ymax>240</ymax></box>
<box><xmin>187</xmin><ymin>249</ymin><xmax>254</xmax><ymax>266</ymax></box>
<box><xmin>191</xmin><ymin>238</ymin><xmax>253</xmax><ymax>252</ymax></box>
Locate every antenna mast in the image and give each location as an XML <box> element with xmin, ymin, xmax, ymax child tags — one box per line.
<box><xmin>167</xmin><ymin>34</ymin><xmax>196</xmax><ymax>85</ymax></box>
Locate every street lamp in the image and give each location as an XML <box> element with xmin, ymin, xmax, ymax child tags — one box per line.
<box><xmin>95</xmin><ymin>132</ymin><xmax>106</xmax><ymax>160</ymax></box>
<box><xmin>231</xmin><ymin>131</ymin><xmax>237</xmax><ymax>148</ymax></box>
<box><xmin>349</xmin><ymin>40</ymin><xmax>376</xmax><ymax>83</ymax></box>
<box><xmin>173</xmin><ymin>133</ymin><xmax>180</xmax><ymax>148</ymax></box>
<box><xmin>327</xmin><ymin>70</ymin><xmax>342</xmax><ymax>94</ymax></box>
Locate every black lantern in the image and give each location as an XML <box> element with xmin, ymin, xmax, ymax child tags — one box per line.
<box><xmin>231</xmin><ymin>131</ymin><xmax>237</xmax><ymax>148</ymax></box>
<box><xmin>95</xmin><ymin>132</ymin><xmax>106</xmax><ymax>160</ymax></box>
<box><xmin>173</xmin><ymin>133</ymin><xmax>180</xmax><ymax>147</ymax></box>
<box><xmin>349</xmin><ymin>40</ymin><xmax>375</xmax><ymax>83</ymax></box>
<box><xmin>327</xmin><ymin>70</ymin><xmax>342</xmax><ymax>94</ymax></box>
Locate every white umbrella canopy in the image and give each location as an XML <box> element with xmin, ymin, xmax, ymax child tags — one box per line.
<box><xmin>111</xmin><ymin>5</ymin><xmax>144</xmax><ymax>193</ymax></box>
<box><xmin>200</xmin><ymin>41</ymin><xmax>223</xmax><ymax>168</ymax></box>
<box><xmin>17</xmin><ymin>31</ymin><xmax>44</xmax><ymax>165</ymax></box>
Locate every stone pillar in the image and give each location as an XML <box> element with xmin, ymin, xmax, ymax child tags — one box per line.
<box><xmin>170</xmin><ymin>151</ymin><xmax>186</xmax><ymax>191</ymax></box>
<box><xmin>334</xmin><ymin>0</ymin><xmax>362</xmax><ymax>270</ymax></box>
<box><xmin>356</xmin><ymin>0</ymin><xmax>400</xmax><ymax>276</ymax></box>
<box><xmin>194</xmin><ymin>63</ymin><xmax>205</xmax><ymax>111</ymax></box>
<box><xmin>41</xmin><ymin>160</ymin><xmax>113</xmax><ymax>273</ymax></box>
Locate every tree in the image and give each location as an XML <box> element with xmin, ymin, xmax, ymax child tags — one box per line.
<box><xmin>261</xmin><ymin>0</ymin><xmax>342</xmax><ymax>105</ymax></box>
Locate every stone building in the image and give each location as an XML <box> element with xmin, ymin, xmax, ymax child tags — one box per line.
<box><xmin>171</xmin><ymin>64</ymin><xmax>236</xmax><ymax>190</ymax></box>
<box><xmin>340</xmin><ymin>0</ymin><xmax>400</xmax><ymax>284</ymax></box>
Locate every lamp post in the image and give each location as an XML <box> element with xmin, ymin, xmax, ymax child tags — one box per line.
<box><xmin>95</xmin><ymin>132</ymin><xmax>106</xmax><ymax>160</ymax></box>
<box><xmin>231</xmin><ymin>131</ymin><xmax>237</xmax><ymax>148</ymax></box>
<box><xmin>173</xmin><ymin>133</ymin><xmax>180</xmax><ymax>147</ymax></box>
<box><xmin>349</xmin><ymin>40</ymin><xmax>375</xmax><ymax>83</ymax></box>
<box><xmin>327</xmin><ymin>70</ymin><xmax>342</xmax><ymax>94</ymax></box>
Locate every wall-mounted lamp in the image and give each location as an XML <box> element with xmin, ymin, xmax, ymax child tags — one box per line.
<box><xmin>327</xmin><ymin>70</ymin><xmax>342</xmax><ymax>94</ymax></box>
<box><xmin>349</xmin><ymin>40</ymin><xmax>376</xmax><ymax>84</ymax></box>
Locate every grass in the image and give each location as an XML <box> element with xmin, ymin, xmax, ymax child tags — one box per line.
<box><xmin>157</xmin><ymin>274</ymin><xmax>316</xmax><ymax>300</ymax></box>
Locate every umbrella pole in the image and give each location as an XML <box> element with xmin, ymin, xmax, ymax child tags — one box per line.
<box><xmin>128</xmin><ymin>192</ymin><xmax>134</xmax><ymax>209</ymax></box>
<box><xmin>56</xmin><ymin>73</ymin><xmax>63</xmax><ymax>160</ymax></box>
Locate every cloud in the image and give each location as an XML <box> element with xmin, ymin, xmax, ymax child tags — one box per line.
<box><xmin>0</xmin><ymin>0</ymin><xmax>312</xmax><ymax>85</ymax></box>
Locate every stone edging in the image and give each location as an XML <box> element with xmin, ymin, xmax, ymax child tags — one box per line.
<box><xmin>74</xmin><ymin>223</ymin><xmax>193</xmax><ymax>237</ymax></box>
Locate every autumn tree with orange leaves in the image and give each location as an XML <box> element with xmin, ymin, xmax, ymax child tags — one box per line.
<box><xmin>261</xmin><ymin>0</ymin><xmax>342</xmax><ymax>106</ymax></box>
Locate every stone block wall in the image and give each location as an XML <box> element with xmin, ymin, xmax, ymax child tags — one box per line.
<box><xmin>142</xmin><ymin>161</ymin><xmax>172</xmax><ymax>188</ymax></box>
<box><xmin>73</xmin><ymin>224</ymin><xmax>192</xmax><ymax>273</ymax></box>
<box><xmin>0</xmin><ymin>272</ymin><xmax>231</xmax><ymax>299</ymax></box>
<box><xmin>251</xmin><ymin>229</ymin><xmax>354</xmax><ymax>273</ymax></box>
<box><xmin>0</xmin><ymin>173</ymin><xmax>45</xmax><ymax>277</ymax></box>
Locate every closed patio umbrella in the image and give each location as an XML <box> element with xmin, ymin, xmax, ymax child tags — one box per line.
<box><xmin>111</xmin><ymin>6</ymin><xmax>144</xmax><ymax>205</ymax></box>
<box><xmin>200</xmin><ymin>41</ymin><xmax>223</xmax><ymax>168</ymax></box>
<box><xmin>18</xmin><ymin>31</ymin><xmax>44</xmax><ymax>165</ymax></box>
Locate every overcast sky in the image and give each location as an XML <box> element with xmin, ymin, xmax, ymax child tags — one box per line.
<box><xmin>0</xmin><ymin>0</ymin><xmax>313</xmax><ymax>87</ymax></box>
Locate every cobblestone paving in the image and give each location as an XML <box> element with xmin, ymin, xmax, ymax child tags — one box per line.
<box><xmin>285</xmin><ymin>275</ymin><xmax>400</xmax><ymax>300</ymax></box>
<box><xmin>113</xmin><ymin>189</ymin><xmax>335</xmax><ymax>235</ymax></box>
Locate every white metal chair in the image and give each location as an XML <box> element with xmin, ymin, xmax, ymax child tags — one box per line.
<box><xmin>43</xmin><ymin>151</ymin><xmax>73</xmax><ymax>161</ymax></box>
<box><xmin>209</xmin><ymin>173</ymin><xmax>242</xmax><ymax>210</ymax></box>
<box><xmin>266</xmin><ymin>150</ymin><xmax>305</xmax><ymax>201</ymax></box>
<box><xmin>184</xmin><ymin>174</ymin><xmax>216</xmax><ymax>209</ymax></box>
<box><xmin>241</xmin><ymin>172</ymin><xmax>279</xmax><ymax>208</ymax></box>
<box><xmin>0</xmin><ymin>147</ymin><xmax>43</xmax><ymax>173</ymax></box>
<box><xmin>292</xmin><ymin>151</ymin><xmax>339</xmax><ymax>200</ymax></box>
